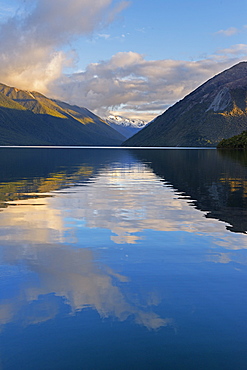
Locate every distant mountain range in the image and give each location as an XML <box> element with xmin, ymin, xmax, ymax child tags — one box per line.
<box><xmin>123</xmin><ymin>62</ymin><xmax>247</xmax><ymax>147</ymax></box>
<box><xmin>106</xmin><ymin>114</ymin><xmax>147</xmax><ymax>139</ymax></box>
<box><xmin>0</xmin><ymin>84</ymin><xmax>125</xmax><ymax>146</ymax></box>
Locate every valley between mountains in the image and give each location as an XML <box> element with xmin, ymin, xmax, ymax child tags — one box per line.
<box><xmin>0</xmin><ymin>62</ymin><xmax>247</xmax><ymax>147</ymax></box>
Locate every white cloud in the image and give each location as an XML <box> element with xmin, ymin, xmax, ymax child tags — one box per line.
<box><xmin>215</xmin><ymin>27</ymin><xmax>238</xmax><ymax>36</ymax></box>
<box><xmin>51</xmin><ymin>48</ymin><xmax>247</xmax><ymax>120</ymax></box>
<box><xmin>217</xmin><ymin>43</ymin><xmax>247</xmax><ymax>55</ymax></box>
<box><xmin>0</xmin><ymin>4</ymin><xmax>15</xmax><ymax>19</ymax></box>
<box><xmin>0</xmin><ymin>0</ymin><xmax>129</xmax><ymax>93</ymax></box>
<box><xmin>98</xmin><ymin>33</ymin><xmax>111</xmax><ymax>39</ymax></box>
<box><xmin>0</xmin><ymin>1</ymin><xmax>246</xmax><ymax>122</ymax></box>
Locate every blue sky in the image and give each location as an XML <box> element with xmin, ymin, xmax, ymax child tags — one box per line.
<box><xmin>73</xmin><ymin>0</ymin><xmax>247</xmax><ymax>67</ymax></box>
<box><xmin>0</xmin><ymin>0</ymin><xmax>247</xmax><ymax>121</ymax></box>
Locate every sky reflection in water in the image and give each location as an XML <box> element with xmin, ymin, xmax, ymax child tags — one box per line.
<box><xmin>1</xmin><ymin>148</ymin><xmax>247</xmax><ymax>369</ymax></box>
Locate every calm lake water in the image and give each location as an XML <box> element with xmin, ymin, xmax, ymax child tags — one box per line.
<box><xmin>0</xmin><ymin>147</ymin><xmax>247</xmax><ymax>369</ymax></box>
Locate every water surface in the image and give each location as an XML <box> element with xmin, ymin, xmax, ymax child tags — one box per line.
<box><xmin>0</xmin><ymin>148</ymin><xmax>247</xmax><ymax>369</ymax></box>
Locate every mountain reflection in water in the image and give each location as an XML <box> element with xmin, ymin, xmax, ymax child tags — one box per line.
<box><xmin>132</xmin><ymin>148</ymin><xmax>247</xmax><ymax>233</ymax></box>
<box><xmin>1</xmin><ymin>148</ymin><xmax>247</xmax><ymax>233</ymax></box>
<box><xmin>1</xmin><ymin>147</ymin><xmax>247</xmax><ymax>370</ymax></box>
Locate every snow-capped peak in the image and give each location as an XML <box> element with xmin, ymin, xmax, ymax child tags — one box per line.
<box><xmin>106</xmin><ymin>114</ymin><xmax>147</xmax><ymax>128</ymax></box>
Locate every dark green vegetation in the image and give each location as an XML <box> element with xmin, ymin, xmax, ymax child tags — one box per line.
<box><xmin>124</xmin><ymin>62</ymin><xmax>247</xmax><ymax>147</ymax></box>
<box><xmin>0</xmin><ymin>83</ymin><xmax>125</xmax><ymax>146</ymax></box>
<box><xmin>217</xmin><ymin>130</ymin><xmax>247</xmax><ymax>149</ymax></box>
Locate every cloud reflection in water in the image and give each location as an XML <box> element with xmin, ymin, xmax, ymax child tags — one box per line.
<box><xmin>1</xmin><ymin>158</ymin><xmax>247</xmax><ymax>333</ymax></box>
<box><xmin>0</xmin><ymin>243</ymin><xmax>172</xmax><ymax>331</ymax></box>
<box><xmin>1</xmin><ymin>161</ymin><xmax>243</xmax><ymax>248</ymax></box>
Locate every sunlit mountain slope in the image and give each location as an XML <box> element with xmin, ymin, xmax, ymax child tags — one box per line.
<box><xmin>0</xmin><ymin>83</ymin><xmax>125</xmax><ymax>146</ymax></box>
<box><xmin>123</xmin><ymin>62</ymin><xmax>247</xmax><ymax>147</ymax></box>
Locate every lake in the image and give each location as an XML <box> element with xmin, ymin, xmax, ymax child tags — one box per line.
<box><xmin>0</xmin><ymin>147</ymin><xmax>247</xmax><ymax>369</ymax></box>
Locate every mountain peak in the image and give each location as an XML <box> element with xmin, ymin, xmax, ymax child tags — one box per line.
<box><xmin>0</xmin><ymin>83</ymin><xmax>125</xmax><ymax>146</ymax></box>
<box><xmin>106</xmin><ymin>114</ymin><xmax>147</xmax><ymax>139</ymax></box>
<box><xmin>123</xmin><ymin>62</ymin><xmax>247</xmax><ymax>147</ymax></box>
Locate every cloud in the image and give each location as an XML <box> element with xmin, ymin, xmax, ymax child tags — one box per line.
<box><xmin>215</xmin><ymin>27</ymin><xmax>238</xmax><ymax>36</ymax></box>
<box><xmin>106</xmin><ymin>0</ymin><xmax>130</xmax><ymax>24</ymax></box>
<box><xmin>217</xmin><ymin>43</ymin><xmax>247</xmax><ymax>55</ymax></box>
<box><xmin>98</xmin><ymin>33</ymin><xmax>111</xmax><ymax>40</ymax></box>
<box><xmin>0</xmin><ymin>4</ymin><xmax>16</xmax><ymax>20</ymax></box>
<box><xmin>0</xmin><ymin>1</ymin><xmax>246</xmax><ymax>122</ymax></box>
<box><xmin>0</xmin><ymin>0</ymin><xmax>129</xmax><ymax>93</ymax></box>
<box><xmin>51</xmin><ymin>49</ymin><xmax>247</xmax><ymax>120</ymax></box>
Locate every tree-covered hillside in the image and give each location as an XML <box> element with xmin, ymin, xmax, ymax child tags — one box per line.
<box><xmin>217</xmin><ymin>131</ymin><xmax>247</xmax><ymax>149</ymax></box>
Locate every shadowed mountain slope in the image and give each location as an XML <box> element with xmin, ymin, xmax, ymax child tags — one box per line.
<box><xmin>123</xmin><ymin>62</ymin><xmax>247</xmax><ymax>147</ymax></box>
<box><xmin>0</xmin><ymin>83</ymin><xmax>125</xmax><ymax>146</ymax></box>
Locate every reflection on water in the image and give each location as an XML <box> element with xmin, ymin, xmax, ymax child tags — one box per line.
<box><xmin>1</xmin><ymin>243</ymin><xmax>171</xmax><ymax>331</ymax></box>
<box><xmin>1</xmin><ymin>148</ymin><xmax>247</xmax><ymax>369</ymax></box>
<box><xmin>132</xmin><ymin>148</ymin><xmax>247</xmax><ymax>233</ymax></box>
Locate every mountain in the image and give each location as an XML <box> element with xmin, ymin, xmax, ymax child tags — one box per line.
<box><xmin>123</xmin><ymin>62</ymin><xmax>247</xmax><ymax>147</ymax></box>
<box><xmin>106</xmin><ymin>114</ymin><xmax>147</xmax><ymax>139</ymax></box>
<box><xmin>0</xmin><ymin>83</ymin><xmax>125</xmax><ymax>146</ymax></box>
